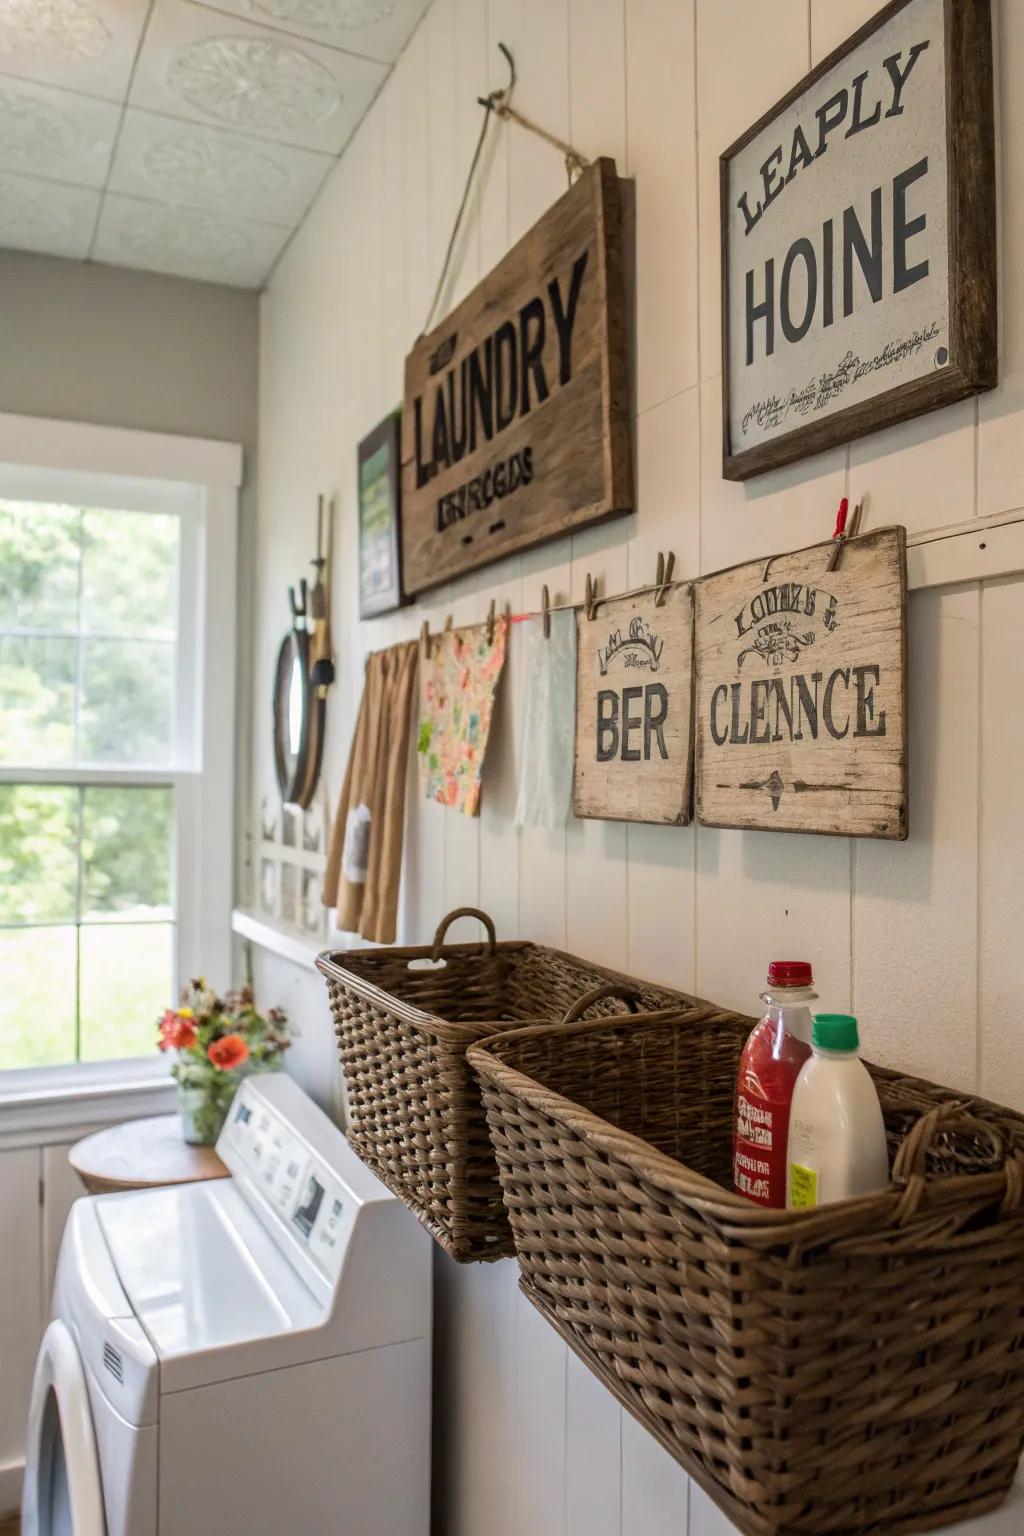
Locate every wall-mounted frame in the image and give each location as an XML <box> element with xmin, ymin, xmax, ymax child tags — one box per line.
<box><xmin>358</xmin><ymin>411</ymin><xmax>405</xmax><ymax>619</ymax></box>
<box><xmin>720</xmin><ymin>0</ymin><xmax>995</xmax><ymax>481</ymax></box>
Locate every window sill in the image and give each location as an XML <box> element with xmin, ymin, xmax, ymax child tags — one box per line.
<box><xmin>0</xmin><ymin>1058</ymin><xmax>176</xmax><ymax>1150</ymax></box>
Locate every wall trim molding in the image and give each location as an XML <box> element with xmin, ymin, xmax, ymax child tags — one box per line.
<box><xmin>0</xmin><ymin>1066</ymin><xmax>176</xmax><ymax>1152</ymax></box>
<box><xmin>0</xmin><ymin>411</ymin><xmax>243</xmax><ymax>491</ymax></box>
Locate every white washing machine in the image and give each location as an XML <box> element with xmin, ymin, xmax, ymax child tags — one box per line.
<box><xmin>22</xmin><ymin>1073</ymin><xmax>432</xmax><ymax>1536</ymax></box>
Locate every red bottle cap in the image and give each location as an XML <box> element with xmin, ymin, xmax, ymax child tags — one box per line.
<box><xmin>766</xmin><ymin>960</ymin><xmax>813</xmax><ymax>988</ymax></box>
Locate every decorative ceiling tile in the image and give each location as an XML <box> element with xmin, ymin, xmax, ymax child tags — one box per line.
<box><xmin>93</xmin><ymin>191</ymin><xmax>290</xmax><ymax>287</ymax></box>
<box><xmin>130</xmin><ymin>0</ymin><xmax>388</xmax><ymax>153</ymax></box>
<box><xmin>0</xmin><ymin>172</ymin><xmax>100</xmax><ymax>258</ymax></box>
<box><xmin>191</xmin><ymin>0</ymin><xmax>430</xmax><ymax>64</ymax></box>
<box><xmin>0</xmin><ymin>79</ymin><xmax>120</xmax><ymax>187</ymax></box>
<box><xmin>0</xmin><ymin>0</ymin><xmax>109</xmax><ymax>63</ymax></box>
<box><xmin>109</xmin><ymin>110</ymin><xmax>333</xmax><ymax>225</ymax></box>
<box><xmin>169</xmin><ymin>36</ymin><xmax>341</xmax><ymax>133</ymax></box>
<box><xmin>0</xmin><ymin>0</ymin><xmax>151</xmax><ymax>102</ymax></box>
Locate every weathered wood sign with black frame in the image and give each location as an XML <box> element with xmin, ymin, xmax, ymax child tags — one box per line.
<box><xmin>401</xmin><ymin>156</ymin><xmax>632</xmax><ymax>593</ymax></box>
<box><xmin>720</xmin><ymin>0</ymin><xmax>995</xmax><ymax>481</ymax></box>
<box><xmin>694</xmin><ymin>527</ymin><xmax>908</xmax><ymax>839</ymax></box>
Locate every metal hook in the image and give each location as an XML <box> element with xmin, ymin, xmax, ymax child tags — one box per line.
<box><xmin>477</xmin><ymin>40</ymin><xmax>515</xmax><ymax>112</ymax></box>
<box><xmin>541</xmin><ymin>584</ymin><xmax>551</xmax><ymax>639</ymax></box>
<box><xmin>654</xmin><ymin>551</ymin><xmax>676</xmax><ymax>606</ymax></box>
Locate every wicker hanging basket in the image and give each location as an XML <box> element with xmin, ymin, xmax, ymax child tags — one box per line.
<box><xmin>317</xmin><ymin>907</ymin><xmax>713</xmax><ymax>1262</ymax></box>
<box><xmin>469</xmin><ymin>1006</ymin><xmax>1024</xmax><ymax>1536</ymax></box>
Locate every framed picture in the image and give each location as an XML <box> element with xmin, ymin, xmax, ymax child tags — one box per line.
<box><xmin>358</xmin><ymin>411</ymin><xmax>405</xmax><ymax>618</ymax></box>
<box><xmin>720</xmin><ymin>0</ymin><xmax>995</xmax><ymax>481</ymax></box>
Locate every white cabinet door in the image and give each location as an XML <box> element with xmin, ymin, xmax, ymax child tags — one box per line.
<box><xmin>0</xmin><ymin>1147</ymin><xmax>43</xmax><ymax>1512</ymax></box>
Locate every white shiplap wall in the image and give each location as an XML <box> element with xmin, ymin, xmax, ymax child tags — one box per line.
<box><xmin>254</xmin><ymin>2</ymin><xmax>1024</xmax><ymax>1532</ymax></box>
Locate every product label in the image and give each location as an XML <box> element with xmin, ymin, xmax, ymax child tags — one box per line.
<box><xmin>733</xmin><ymin>1016</ymin><xmax>811</xmax><ymax>1207</ymax></box>
<box><xmin>789</xmin><ymin>1162</ymin><xmax>818</xmax><ymax>1209</ymax></box>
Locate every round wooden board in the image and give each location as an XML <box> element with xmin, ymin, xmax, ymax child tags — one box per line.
<box><xmin>69</xmin><ymin>1114</ymin><xmax>230</xmax><ymax>1195</ymax></box>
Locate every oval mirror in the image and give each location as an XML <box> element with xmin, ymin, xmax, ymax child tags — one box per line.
<box><xmin>273</xmin><ymin>627</ymin><xmax>323</xmax><ymax>808</ymax></box>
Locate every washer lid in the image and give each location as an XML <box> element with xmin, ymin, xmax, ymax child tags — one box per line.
<box><xmin>96</xmin><ymin>1179</ymin><xmax>325</xmax><ymax>1394</ymax></box>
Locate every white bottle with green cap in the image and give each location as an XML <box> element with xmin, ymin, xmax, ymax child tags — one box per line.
<box><xmin>787</xmin><ymin>1013</ymin><xmax>890</xmax><ymax>1209</ymax></box>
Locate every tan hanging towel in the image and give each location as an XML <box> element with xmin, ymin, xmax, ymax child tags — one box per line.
<box><xmin>324</xmin><ymin>640</ymin><xmax>418</xmax><ymax>944</ymax></box>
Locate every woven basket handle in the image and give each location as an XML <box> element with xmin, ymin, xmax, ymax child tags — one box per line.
<box><xmin>430</xmin><ymin>907</ymin><xmax>498</xmax><ymax>961</ymax></box>
<box><xmin>891</xmin><ymin>1101</ymin><xmax>1024</xmax><ymax>1223</ymax></box>
<box><xmin>560</xmin><ymin>983</ymin><xmax>643</xmax><ymax>1026</ymax></box>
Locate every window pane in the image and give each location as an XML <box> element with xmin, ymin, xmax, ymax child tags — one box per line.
<box><xmin>0</xmin><ymin>926</ymin><xmax>77</xmax><ymax>1069</ymax></box>
<box><xmin>81</xmin><ymin>509</ymin><xmax>178</xmax><ymax>639</ymax></box>
<box><xmin>0</xmin><ymin>634</ymin><xmax>76</xmax><ymax>764</ymax></box>
<box><xmin>0</xmin><ymin>784</ymin><xmax>78</xmax><ymax>923</ymax></box>
<box><xmin>0</xmin><ymin>501</ymin><xmax>80</xmax><ymax>631</ymax></box>
<box><xmin>82</xmin><ymin>787</ymin><xmax>172</xmax><ymax>918</ymax></box>
<box><xmin>79</xmin><ymin>922</ymin><xmax>172</xmax><ymax>1062</ymax></box>
<box><xmin>78</xmin><ymin>638</ymin><xmax>174</xmax><ymax>765</ymax></box>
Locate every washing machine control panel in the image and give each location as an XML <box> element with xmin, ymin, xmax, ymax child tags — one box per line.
<box><xmin>224</xmin><ymin>1096</ymin><xmax>348</xmax><ymax>1281</ymax></box>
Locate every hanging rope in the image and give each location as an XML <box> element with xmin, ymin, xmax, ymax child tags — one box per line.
<box><xmin>422</xmin><ymin>43</ymin><xmax>589</xmax><ymax>335</ymax></box>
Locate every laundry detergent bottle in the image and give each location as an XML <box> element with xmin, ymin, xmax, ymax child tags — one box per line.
<box><xmin>733</xmin><ymin>961</ymin><xmax>816</xmax><ymax>1206</ymax></box>
<box><xmin>787</xmin><ymin>1013</ymin><xmax>890</xmax><ymax>1209</ymax></box>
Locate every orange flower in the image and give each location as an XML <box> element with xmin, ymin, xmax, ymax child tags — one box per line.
<box><xmin>207</xmin><ymin>1033</ymin><xmax>249</xmax><ymax>1071</ymax></box>
<box><xmin>158</xmin><ymin>1009</ymin><xmax>197</xmax><ymax>1052</ymax></box>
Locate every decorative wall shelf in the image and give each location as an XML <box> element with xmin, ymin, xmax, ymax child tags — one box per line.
<box><xmin>231</xmin><ymin>907</ymin><xmax>326</xmax><ymax>972</ymax></box>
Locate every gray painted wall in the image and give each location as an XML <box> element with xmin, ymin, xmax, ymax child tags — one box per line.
<box><xmin>0</xmin><ymin>250</ymin><xmax>258</xmax><ymax>455</ymax></box>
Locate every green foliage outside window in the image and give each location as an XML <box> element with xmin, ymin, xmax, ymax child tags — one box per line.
<box><xmin>0</xmin><ymin>499</ymin><xmax>181</xmax><ymax>1070</ymax></box>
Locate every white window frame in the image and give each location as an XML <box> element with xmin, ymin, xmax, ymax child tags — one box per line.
<box><xmin>0</xmin><ymin>412</ymin><xmax>242</xmax><ymax>1108</ymax></box>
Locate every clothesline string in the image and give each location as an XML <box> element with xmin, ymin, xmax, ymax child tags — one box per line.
<box><xmin>508</xmin><ymin>578</ymin><xmax>684</xmax><ymax>625</ymax></box>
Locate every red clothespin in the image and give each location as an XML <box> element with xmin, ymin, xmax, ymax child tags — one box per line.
<box><xmin>822</xmin><ymin>497</ymin><xmax>859</xmax><ymax>571</ymax></box>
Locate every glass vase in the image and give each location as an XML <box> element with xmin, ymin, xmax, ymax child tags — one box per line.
<box><xmin>177</xmin><ymin>1081</ymin><xmax>234</xmax><ymax>1146</ymax></box>
<box><xmin>176</xmin><ymin>1059</ymin><xmax>282</xmax><ymax>1146</ymax></box>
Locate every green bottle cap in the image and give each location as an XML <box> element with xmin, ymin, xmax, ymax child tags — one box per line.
<box><xmin>812</xmin><ymin>1013</ymin><xmax>859</xmax><ymax>1052</ymax></box>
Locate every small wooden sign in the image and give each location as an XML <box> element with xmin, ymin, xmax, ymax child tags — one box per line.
<box><xmin>694</xmin><ymin>528</ymin><xmax>908</xmax><ymax>839</ymax></box>
<box><xmin>720</xmin><ymin>0</ymin><xmax>995</xmax><ymax>480</ymax></box>
<box><xmin>574</xmin><ymin>584</ymin><xmax>694</xmax><ymax>826</ymax></box>
<box><xmin>401</xmin><ymin>157</ymin><xmax>632</xmax><ymax>594</ymax></box>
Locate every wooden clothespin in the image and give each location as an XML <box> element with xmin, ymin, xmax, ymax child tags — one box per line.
<box><xmin>654</xmin><ymin>551</ymin><xmax>676</xmax><ymax>606</ymax></box>
<box><xmin>541</xmin><ymin>585</ymin><xmax>551</xmax><ymax>639</ymax></box>
<box><xmin>584</xmin><ymin>573</ymin><xmax>599</xmax><ymax>621</ymax></box>
<box><xmin>419</xmin><ymin>619</ymin><xmax>430</xmax><ymax>657</ymax></box>
<box><xmin>486</xmin><ymin>599</ymin><xmax>496</xmax><ymax>644</ymax></box>
<box><xmin>443</xmin><ymin>614</ymin><xmax>453</xmax><ymax>634</ymax></box>
<box><xmin>826</xmin><ymin>496</ymin><xmax>864</xmax><ymax>572</ymax></box>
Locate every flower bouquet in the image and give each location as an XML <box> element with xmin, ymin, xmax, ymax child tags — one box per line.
<box><xmin>158</xmin><ymin>980</ymin><xmax>292</xmax><ymax>1145</ymax></box>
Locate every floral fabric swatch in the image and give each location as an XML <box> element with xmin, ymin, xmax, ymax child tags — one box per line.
<box><xmin>418</xmin><ymin>617</ymin><xmax>508</xmax><ymax>815</ymax></box>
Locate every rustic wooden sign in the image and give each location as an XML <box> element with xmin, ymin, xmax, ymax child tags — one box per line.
<box><xmin>401</xmin><ymin>157</ymin><xmax>632</xmax><ymax>594</ymax></box>
<box><xmin>574</xmin><ymin>584</ymin><xmax>694</xmax><ymax>826</ymax></box>
<box><xmin>720</xmin><ymin>0</ymin><xmax>995</xmax><ymax>481</ymax></box>
<box><xmin>694</xmin><ymin>528</ymin><xmax>907</xmax><ymax>839</ymax></box>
